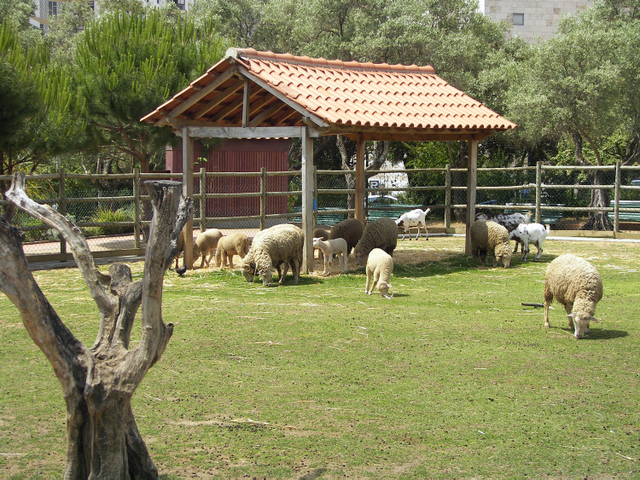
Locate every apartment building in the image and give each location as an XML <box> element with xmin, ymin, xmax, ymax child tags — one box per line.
<box><xmin>30</xmin><ymin>0</ymin><xmax>194</xmax><ymax>31</ymax></box>
<box><xmin>480</xmin><ymin>0</ymin><xmax>592</xmax><ymax>42</ymax></box>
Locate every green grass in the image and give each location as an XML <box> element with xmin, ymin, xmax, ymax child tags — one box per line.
<box><xmin>1</xmin><ymin>237</ymin><xmax>639</xmax><ymax>478</ymax></box>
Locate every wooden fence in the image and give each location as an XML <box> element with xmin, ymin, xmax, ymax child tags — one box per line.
<box><xmin>2</xmin><ymin>161</ymin><xmax>640</xmax><ymax>260</ymax></box>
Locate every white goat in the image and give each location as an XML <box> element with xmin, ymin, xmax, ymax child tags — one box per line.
<box><xmin>509</xmin><ymin>223</ymin><xmax>550</xmax><ymax>262</ymax></box>
<box><xmin>312</xmin><ymin>237</ymin><xmax>348</xmax><ymax>275</ymax></box>
<box><xmin>395</xmin><ymin>208</ymin><xmax>431</xmax><ymax>240</ymax></box>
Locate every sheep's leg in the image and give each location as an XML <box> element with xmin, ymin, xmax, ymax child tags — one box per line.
<box><xmin>228</xmin><ymin>254</ymin><xmax>234</xmax><ymax>269</ymax></box>
<box><xmin>534</xmin><ymin>241</ymin><xmax>543</xmax><ymax>262</ymax></box>
<box><xmin>544</xmin><ymin>299</ymin><xmax>551</xmax><ymax>329</ymax></box>
<box><xmin>279</xmin><ymin>262</ymin><xmax>290</xmax><ymax>284</ymax></box>
<box><xmin>322</xmin><ymin>252</ymin><xmax>330</xmax><ymax>275</ymax></box>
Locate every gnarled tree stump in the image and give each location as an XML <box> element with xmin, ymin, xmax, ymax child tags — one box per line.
<box><xmin>0</xmin><ymin>173</ymin><xmax>192</xmax><ymax>479</ymax></box>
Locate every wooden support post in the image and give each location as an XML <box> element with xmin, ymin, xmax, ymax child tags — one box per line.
<box><xmin>58</xmin><ymin>168</ymin><xmax>67</xmax><ymax>257</ymax></box>
<box><xmin>301</xmin><ymin>128</ymin><xmax>314</xmax><ymax>273</ymax></box>
<box><xmin>465</xmin><ymin>139</ymin><xmax>478</xmax><ymax>255</ymax></box>
<box><xmin>355</xmin><ymin>138</ymin><xmax>366</xmax><ymax>222</ymax></box>
<box><xmin>444</xmin><ymin>163</ymin><xmax>451</xmax><ymax>229</ymax></box>
<box><xmin>535</xmin><ymin>161</ymin><xmax>542</xmax><ymax>224</ymax></box>
<box><xmin>260</xmin><ymin>167</ymin><xmax>267</xmax><ymax>230</ymax></box>
<box><xmin>182</xmin><ymin>128</ymin><xmax>194</xmax><ymax>269</ymax></box>
<box><xmin>199</xmin><ymin>167</ymin><xmax>207</xmax><ymax>233</ymax></box>
<box><xmin>614</xmin><ymin>161</ymin><xmax>621</xmax><ymax>233</ymax></box>
<box><xmin>133</xmin><ymin>167</ymin><xmax>140</xmax><ymax>249</ymax></box>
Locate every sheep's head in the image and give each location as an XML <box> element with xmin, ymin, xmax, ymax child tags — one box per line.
<box><xmin>568</xmin><ymin>312</ymin><xmax>597</xmax><ymax>339</ymax></box>
<box><xmin>378</xmin><ymin>282</ymin><xmax>392</xmax><ymax>299</ymax></box>
<box><xmin>312</xmin><ymin>237</ymin><xmax>322</xmax><ymax>248</ymax></box>
<box><xmin>259</xmin><ymin>267</ymin><xmax>274</xmax><ymax>286</ymax></box>
<box><xmin>242</xmin><ymin>263</ymin><xmax>255</xmax><ymax>282</ymax></box>
<box><xmin>494</xmin><ymin>243</ymin><xmax>512</xmax><ymax>268</ymax></box>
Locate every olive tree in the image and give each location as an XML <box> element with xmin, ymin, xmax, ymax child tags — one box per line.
<box><xmin>0</xmin><ymin>173</ymin><xmax>191</xmax><ymax>479</ymax></box>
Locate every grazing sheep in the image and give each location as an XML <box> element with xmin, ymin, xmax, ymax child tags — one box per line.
<box><xmin>241</xmin><ymin>224</ymin><xmax>304</xmax><ymax>286</ymax></box>
<box><xmin>330</xmin><ymin>218</ymin><xmax>363</xmax><ymax>255</ymax></box>
<box><xmin>194</xmin><ymin>228</ymin><xmax>223</xmax><ymax>268</ymax></box>
<box><xmin>509</xmin><ymin>223</ymin><xmax>549</xmax><ymax>262</ymax></box>
<box><xmin>365</xmin><ymin>248</ymin><xmax>393</xmax><ymax>299</ymax></box>
<box><xmin>470</xmin><ymin>220</ymin><xmax>512</xmax><ymax>268</ymax></box>
<box><xmin>396</xmin><ymin>208</ymin><xmax>431</xmax><ymax>240</ymax></box>
<box><xmin>312</xmin><ymin>227</ymin><xmax>330</xmax><ymax>259</ymax></box>
<box><xmin>354</xmin><ymin>217</ymin><xmax>398</xmax><ymax>266</ymax></box>
<box><xmin>475</xmin><ymin>212</ymin><xmax>530</xmax><ymax>252</ymax></box>
<box><xmin>543</xmin><ymin>254</ymin><xmax>603</xmax><ymax>339</ymax></box>
<box><xmin>313</xmin><ymin>237</ymin><xmax>348</xmax><ymax>275</ymax></box>
<box><xmin>215</xmin><ymin>232</ymin><xmax>249</xmax><ymax>269</ymax></box>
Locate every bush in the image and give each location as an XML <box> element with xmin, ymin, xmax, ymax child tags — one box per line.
<box><xmin>84</xmin><ymin>205</ymin><xmax>134</xmax><ymax>236</ymax></box>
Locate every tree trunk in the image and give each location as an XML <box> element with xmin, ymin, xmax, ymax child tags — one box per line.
<box><xmin>0</xmin><ymin>173</ymin><xmax>192</xmax><ymax>479</ymax></box>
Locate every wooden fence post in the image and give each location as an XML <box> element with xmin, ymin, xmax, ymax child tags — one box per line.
<box><xmin>260</xmin><ymin>167</ymin><xmax>267</xmax><ymax>230</ymax></box>
<box><xmin>133</xmin><ymin>168</ymin><xmax>141</xmax><ymax>249</ymax></box>
<box><xmin>535</xmin><ymin>161</ymin><xmax>542</xmax><ymax>224</ymax></box>
<box><xmin>200</xmin><ymin>167</ymin><xmax>207</xmax><ymax>233</ymax></box>
<box><xmin>614</xmin><ymin>161</ymin><xmax>621</xmax><ymax>233</ymax></box>
<box><xmin>444</xmin><ymin>163</ymin><xmax>451</xmax><ymax>229</ymax></box>
<box><xmin>58</xmin><ymin>168</ymin><xmax>67</xmax><ymax>257</ymax></box>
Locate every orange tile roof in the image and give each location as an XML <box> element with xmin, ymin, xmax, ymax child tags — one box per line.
<box><xmin>142</xmin><ymin>48</ymin><xmax>516</xmax><ymax>141</ymax></box>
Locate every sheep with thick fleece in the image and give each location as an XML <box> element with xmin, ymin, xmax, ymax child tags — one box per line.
<box><xmin>313</xmin><ymin>237</ymin><xmax>348</xmax><ymax>275</ymax></box>
<box><xmin>241</xmin><ymin>224</ymin><xmax>304</xmax><ymax>285</ymax></box>
<box><xmin>470</xmin><ymin>220</ymin><xmax>512</xmax><ymax>268</ymax></box>
<box><xmin>312</xmin><ymin>227</ymin><xmax>330</xmax><ymax>259</ymax></box>
<box><xmin>194</xmin><ymin>228</ymin><xmax>223</xmax><ymax>268</ymax></box>
<box><xmin>543</xmin><ymin>254</ymin><xmax>603</xmax><ymax>339</ymax></box>
<box><xmin>354</xmin><ymin>217</ymin><xmax>398</xmax><ymax>266</ymax></box>
<box><xmin>396</xmin><ymin>208</ymin><xmax>431</xmax><ymax>240</ymax></box>
<box><xmin>215</xmin><ymin>232</ymin><xmax>249</xmax><ymax>269</ymax></box>
<box><xmin>330</xmin><ymin>218</ymin><xmax>363</xmax><ymax>255</ymax></box>
<box><xmin>509</xmin><ymin>223</ymin><xmax>549</xmax><ymax>262</ymax></box>
<box><xmin>365</xmin><ymin>248</ymin><xmax>394</xmax><ymax>299</ymax></box>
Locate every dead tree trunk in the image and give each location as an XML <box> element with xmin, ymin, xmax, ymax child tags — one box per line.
<box><xmin>0</xmin><ymin>172</ymin><xmax>192</xmax><ymax>479</ymax></box>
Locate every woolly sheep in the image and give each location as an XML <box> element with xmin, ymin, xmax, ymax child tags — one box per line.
<box><xmin>509</xmin><ymin>223</ymin><xmax>549</xmax><ymax>262</ymax></box>
<box><xmin>313</xmin><ymin>237</ymin><xmax>348</xmax><ymax>275</ymax></box>
<box><xmin>470</xmin><ymin>220</ymin><xmax>512</xmax><ymax>268</ymax></box>
<box><xmin>312</xmin><ymin>227</ymin><xmax>330</xmax><ymax>259</ymax></box>
<box><xmin>475</xmin><ymin>212</ymin><xmax>530</xmax><ymax>252</ymax></box>
<box><xmin>215</xmin><ymin>232</ymin><xmax>249</xmax><ymax>269</ymax></box>
<box><xmin>543</xmin><ymin>254</ymin><xmax>603</xmax><ymax>339</ymax></box>
<box><xmin>242</xmin><ymin>224</ymin><xmax>304</xmax><ymax>286</ymax></box>
<box><xmin>365</xmin><ymin>248</ymin><xmax>393</xmax><ymax>299</ymax></box>
<box><xmin>354</xmin><ymin>217</ymin><xmax>398</xmax><ymax>266</ymax></box>
<box><xmin>395</xmin><ymin>208</ymin><xmax>431</xmax><ymax>240</ymax></box>
<box><xmin>329</xmin><ymin>218</ymin><xmax>363</xmax><ymax>255</ymax></box>
<box><xmin>194</xmin><ymin>228</ymin><xmax>223</xmax><ymax>268</ymax></box>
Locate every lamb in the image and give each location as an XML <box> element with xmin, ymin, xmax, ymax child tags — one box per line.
<box><xmin>395</xmin><ymin>208</ymin><xmax>431</xmax><ymax>240</ymax></box>
<box><xmin>543</xmin><ymin>254</ymin><xmax>603</xmax><ymax>339</ymax></box>
<box><xmin>329</xmin><ymin>218</ymin><xmax>363</xmax><ymax>255</ymax></box>
<box><xmin>312</xmin><ymin>227</ymin><xmax>330</xmax><ymax>259</ymax></box>
<box><xmin>354</xmin><ymin>217</ymin><xmax>398</xmax><ymax>266</ymax></box>
<box><xmin>241</xmin><ymin>223</ymin><xmax>304</xmax><ymax>286</ymax></box>
<box><xmin>365</xmin><ymin>248</ymin><xmax>394</xmax><ymax>299</ymax></box>
<box><xmin>194</xmin><ymin>228</ymin><xmax>223</xmax><ymax>268</ymax></box>
<box><xmin>470</xmin><ymin>219</ymin><xmax>512</xmax><ymax>268</ymax></box>
<box><xmin>509</xmin><ymin>223</ymin><xmax>550</xmax><ymax>262</ymax></box>
<box><xmin>215</xmin><ymin>232</ymin><xmax>249</xmax><ymax>269</ymax></box>
<box><xmin>312</xmin><ymin>237</ymin><xmax>348</xmax><ymax>275</ymax></box>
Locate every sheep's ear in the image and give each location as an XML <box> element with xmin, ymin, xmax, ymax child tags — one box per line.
<box><xmin>243</xmin><ymin>265</ymin><xmax>252</xmax><ymax>273</ymax></box>
<box><xmin>590</xmin><ymin>316</ymin><xmax>599</xmax><ymax>323</ymax></box>
<box><xmin>567</xmin><ymin>313</ymin><xmax>576</xmax><ymax>318</ymax></box>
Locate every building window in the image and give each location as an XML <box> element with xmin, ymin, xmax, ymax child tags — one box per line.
<box><xmin>512</xmin><ymin>13</ymin><xmax>524</xmax><ymax>26</ymax></box>
<box><xmin>48</xmin><ymin>1</ymin><xmax>58</xmax><ymax>17</ymax></box>
<box><xmin>174</xmin><ymin>0</ymin><xmax>185</xmax><ymax>9</ymax></box>
<box><xmin>88</xmin><ymin>1</ymin><xmax>95</xmax><ymax>11</ymax></box>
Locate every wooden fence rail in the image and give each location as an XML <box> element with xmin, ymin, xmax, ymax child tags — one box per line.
<box><xmin>2</xmin><ymin>161</ymin><xmax>640</xmax><ymax>260</ymax></box>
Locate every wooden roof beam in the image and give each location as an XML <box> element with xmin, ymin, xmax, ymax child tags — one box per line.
<box><xmin>193</xmin><ymin>78</ymin><xmax>245</xmax><ymax>120</ymax></box>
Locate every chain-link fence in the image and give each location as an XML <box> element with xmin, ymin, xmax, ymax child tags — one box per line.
<box><xmin>3</xmin><ymin>163</ymin><xmax>640</xmax><ymax>261</ymax></box>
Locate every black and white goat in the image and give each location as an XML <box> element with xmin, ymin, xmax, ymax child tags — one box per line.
<box><xmin>475</xmin><ymin>211</ymin><xmax>531</xmax><ymax>252</ymax></box>
<box><xmin>509</xmin><ymin>223</ymin><xmax>550</xmax><ymax>262</ymax></box>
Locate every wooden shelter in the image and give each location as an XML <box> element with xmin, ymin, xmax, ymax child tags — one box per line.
<box><xmin>142</xmin><ymin>48</ymin><xmax>517</xmax><ymax>270</ymax></box>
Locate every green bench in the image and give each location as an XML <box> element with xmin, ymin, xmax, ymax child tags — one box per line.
<box><xmin>608</xmin><ymin>200</ymin><xmax>640</xmax><ymax>222</ymax></box>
